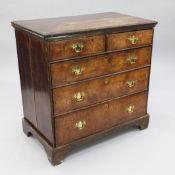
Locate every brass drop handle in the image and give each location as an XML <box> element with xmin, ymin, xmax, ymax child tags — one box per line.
<box><xmin>73</xmin><ymin>91</ymin><xmax>85</xmax><ymax>102</ymax></box>
<box><xmin>127</xmin><ymin>56</ymin><xmax>137</xmax><ymax>64</ymax></box>
<box><xmin>72</xmin><ymin>66</ymin><xmax>84</xmax><ymax>75</ymax></box>
<box><xmin>75</xmin><ymin>120</ymin><xmax>86</xmax><ymax>130</ymax></box>
<box><xmin>126</xmin><ymin>105</ymin><xmax>135</xmax><ymax>114</ymax></box>
<box><xmin>72</xmin><ymin>43</ymin><xmax>84</xmax><ymax>53</ymax></box>
<box><xmin>126</xmin><ymin>80</ymin><xmax>136</xmax><ymax>88</ymax></box>
<box><xmin>128</xmin><ymin>35</ymin><xmax>139</xmax><ymax>44</ymax></box>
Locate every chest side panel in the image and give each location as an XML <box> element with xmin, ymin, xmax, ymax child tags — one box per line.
<box><xmin>29</xmin><ymin>35</ymin><xmax>54</xmax><ymax>144</ymax></box>
<box><xmin>15</xmin><ymin>30</ymin><xmax>54</xmax><ymax>145</ymax></box>
<box><xmin>15</xmin><ymin>30</ymin><xmax>37</xmax><ymax>128</ymax></box>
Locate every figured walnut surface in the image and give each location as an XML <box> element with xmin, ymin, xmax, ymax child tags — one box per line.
<box><xmin>12</xmin><ymin>12</ymin><xmax>157</xmax><ymax>37</ymax></box>
<box><xmin>55</xmin><ymin>91</ymin><xmax>148</xmax><ymax>146</ymax></box>
<box><xmin>48</xmin><ymin>35</ymin><xmax>105</xmax><ymax>60</ymax></box>
<box><xmin>107</xmin><ymin>29</ymin><xmax>153</xmax><ymax>50</ymax></box>
<box><xmin>12</xmin><ymin>12</ymin><xmax>157</xmax><ymax>165</ymax></box>
<box><xmin>53</xmin><ymin>67</ymin><xmax>150</xmax><ymax>116</ymax></box>
<box><xmin>51</xmin><ymin>47</ymin><xmax>152</xmax><ymax>87</ymax></box>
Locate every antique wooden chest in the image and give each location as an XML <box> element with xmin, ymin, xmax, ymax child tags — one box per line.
<box><xmin>12</xmin><ymin>12</ymin><xmax>157</xmax><ymax>165</ymax></box>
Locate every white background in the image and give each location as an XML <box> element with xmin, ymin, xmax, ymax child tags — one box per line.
<box><xmin>1</xmin><ymin>0</ymin><xmax>175</xmax><ymax>174</ymax></box>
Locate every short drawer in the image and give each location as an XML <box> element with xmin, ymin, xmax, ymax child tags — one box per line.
<box><xmin>51</xmin><ymin>47</ymin><xmax>152</xmax><ymax>86</ymax></box>
<box><xmin>55</xmin><ymin>91</ymin><xmax>148</xmax><ymax>145</ymax></box>
<box><xmin>107</xmin><ymin>29</ymin><xmax>153</xmax><ymax>51</ymax></box>
<box><xmin>48</xmin><ymin>35</ymin><xmax>105</xmax><ymax>61</ymax></box>
<box><xmin>53</xmin><ymin>67</ymin><xmax>149</xmax><ymax>116</ymax></box>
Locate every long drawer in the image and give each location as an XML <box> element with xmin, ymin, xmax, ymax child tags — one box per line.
<box><xmin>51</xmin><ymin>47</ymin><xmax>152</xmax><ymax>87</ymax></box>
<box><xmin>107</xmin><ymin>29</ymin><xmax>153</xmax><ymax>51</ymax></box>
<box><xmin>55</xmin><ymin>91</ymin><xmax>148</xmax><ymax>146</ymax></box>
<box><xmin>48</xmin><ymin>35</ymin><xmax>105</xmax><ymax>61</ymax></box>
<box><xmin>53</xmin><ymin>67</ymin><xmax>149</xmax><ymax>116</ymax></box>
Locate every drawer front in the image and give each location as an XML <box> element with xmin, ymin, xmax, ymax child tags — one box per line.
<box><xmin>107</xmin><ymin>29</ymin><xmax>153</xmax><ymax>51</ymax></box>
<box><xmin>53</xmin><ymin>67</ymin><xmax>149</xmax><ymax>115</ymax></box>
<box><xmin>55</xmin><ymin>91</ymin><xmax>148</xmax><ymax>145</ymax></box>
<box><xmin>48</xmin><ymin>35</ymin><xmax>105</xmax><ymax>61</ymax></box>
<box><xmin>51</xmin><ymin>47</ymin><xmax>152</xmax><ymax>86</ymax></box>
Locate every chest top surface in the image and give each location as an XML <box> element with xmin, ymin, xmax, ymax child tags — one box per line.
<box><xmin>11</xmin><ymin>12</ymin><xmax>157</xmax><ymax>38</ymax></box>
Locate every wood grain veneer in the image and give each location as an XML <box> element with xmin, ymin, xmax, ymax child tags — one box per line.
<box><xmin>51</xmin><ymin>47</ymin><xmax>152</xmax><ymax>86</ymax></box>
<box><xmin>53</xmin><ymin>67</ymin><xmax>150</xmax><ymax>116</ymax></box>
<box><xmin>12</xmin><ymin>12</ymin><xmax>157</xmax><ymax>165</ymax></box>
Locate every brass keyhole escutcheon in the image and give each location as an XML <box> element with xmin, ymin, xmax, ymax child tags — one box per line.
<box><xmin>128</xmin><ymin>35</ymin><xmax>139</xmax><ymax>44</ymax></box>
<box><xmin>104</xmin><ymin>79</ymin><xmax>109</xmax><ymax>85</ymax></box>
<box><xmin>72</xmin><ymin>66</ymin><xmax>84</xmax><ymax>75</ymax></box>
<box><xmin>104</xmin><ymin>56</ymin><xmax>110</xmax><ymax>63</ymax></box>
<box><xmin>75</xmin><ymin>120</ymin><xmax>86</xmax><ymax>130</ymax></box>
<box><xmin>126</xmin><ymin>80</ymin><xmax>136</xmax><ymax>88</ymax></box>
<box><xmin>127</xmin><ymin>56</ymin><xmax>137</xmax><ymax>64</ymax></box>
<box><xmin>73</xmin><ymin>91</ymin><xmax>85</xmax><ymax>102</ymax></box>
<box><xmin>72</xmin><ymin>43</ymin><xmax>84</xmax><ymax>53</ymax></box>
<box><xmin>126</xmin><ymin>105</ymin><xmax>135</xmax><ymax>114</ymax></box>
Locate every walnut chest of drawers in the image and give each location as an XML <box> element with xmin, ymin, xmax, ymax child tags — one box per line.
<box><xmin>12</xmin><ymin>12</ymin><xmax>157</xmax><ymax>165</ymax></box>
